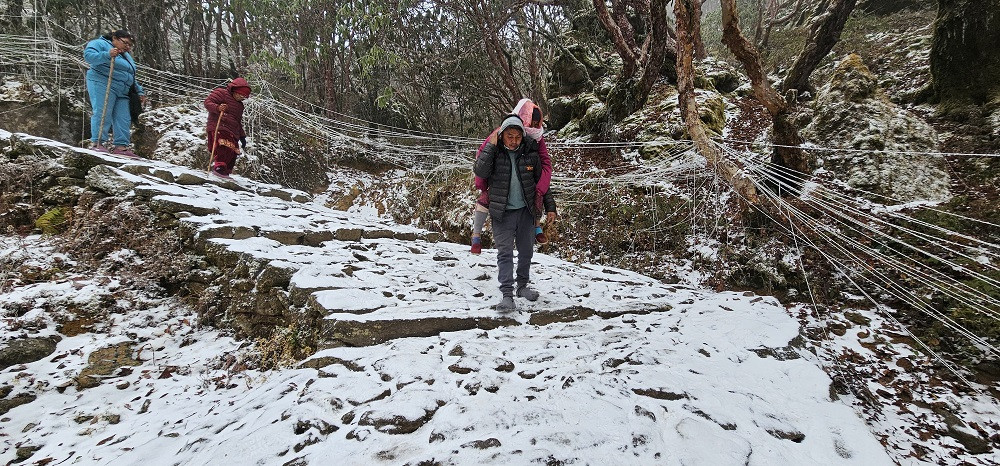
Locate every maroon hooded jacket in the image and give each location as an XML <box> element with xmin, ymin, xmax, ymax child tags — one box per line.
<box><xmin>204</xmin><ymin>77</ymin><xmax>249</xmax><ymax>142</ymax></box>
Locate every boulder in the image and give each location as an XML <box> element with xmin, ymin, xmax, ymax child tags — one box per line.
<box><xmin>804</xmin><ymin>54</ymin><xmax>950</xmax><ymax>202</ymax></box>
<box><xmin>86</xmin><ymin>164</ymin><xmax>137</xmax><ymax>196</ymax></box>
<box><xmin>76</xmin><ymin>342</ymin><xmax>141</xmax><ymax>389</ymax></box>
<box><xmin>0</xmin><ymin>336</ymin><xmax>60</xmax><ymax>370</ymax></box>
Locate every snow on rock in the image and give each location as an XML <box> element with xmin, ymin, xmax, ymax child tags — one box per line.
<box><xmin>1</xmin><ymin>247</ymin><xmax>895</xmax><ymax>464</ymax></box>
<box><xmin>803</xmin><ymin>54</ymin><xmax>950</xmax><ymax>202</ymax></box>
<box><xmin>1</xmin><ymin>130</ymin><xmax>997</xmax><ymax>465</ymax></box>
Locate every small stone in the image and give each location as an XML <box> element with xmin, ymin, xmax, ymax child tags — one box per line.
<box><xmin>115</xmin><ymin>380</ymin><xmax>131</xmax><ymax>390</ymax></box>
<box><xmin>15</xmin><ymin>445</ymin><xmax>40</xmax><ymax>461</ymax></box>
<box><xmin>461</xmin><ymin>438</ymin><xmax>501</xmax><ymax>449</ymax></box>
<box><xmin>494</xmin><ymin>360</ymin><xmax>515</xmax><ymax>372</ymax></box>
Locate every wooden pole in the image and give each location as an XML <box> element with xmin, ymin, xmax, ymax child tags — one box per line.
<box><xmin>208</xmin><ymin>108</ymin><xmax>225</xmax><ymax>172</ymax></box>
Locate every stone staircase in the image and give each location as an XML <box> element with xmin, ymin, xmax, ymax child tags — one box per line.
<box><xmin>3</xmin><ymin>130</ymin><xmax>678</xmax><ymax>348</ymax></box>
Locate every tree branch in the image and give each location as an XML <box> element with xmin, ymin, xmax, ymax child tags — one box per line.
<box><xmin>676</xmin><ymin>0</ymin><xmax>759</xmax><ymax>204</ymax></box>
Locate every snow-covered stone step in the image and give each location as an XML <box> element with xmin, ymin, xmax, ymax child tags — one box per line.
<box><xmin>3</xmin><ymin>131</ymin><xmax>681</xmax><ymax>347</ymax></box>
<box><xmin>280</xmin><ymin>238</ymin><xmax>680</xmax><ymax>346</ymax></box>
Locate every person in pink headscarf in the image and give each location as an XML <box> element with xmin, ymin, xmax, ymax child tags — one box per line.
<box><xmin>470</xmin><ymin>98</ymin><xmax>556</xmax><ymax>254</ymax></box>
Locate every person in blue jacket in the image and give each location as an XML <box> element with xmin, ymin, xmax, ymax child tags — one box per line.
<box><xmin>84</xmin><ymin>29</ymin><xmax>146</xmax><ymax>157</ymax></box>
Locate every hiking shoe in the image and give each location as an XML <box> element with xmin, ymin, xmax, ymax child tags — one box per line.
<box><xmin>496</xmin><ymin>295</ymin><xmax>516</xmax><ymax>312</ymax></box>
<box><xmin>112</xmin><ymin>146</ymin><xmax>139</xmax><ymax>158</ymax></box>
<box><xmin>93</xmin><ymin>145</ymin><xmax>110</xmax><ymax>153</ymax></box>
<box><xmin>211</xmin><ymin>163</ymin><xmax>231</xmax><ymax>178</ymax></box>
<box><xmin>535</xmin><ymin>232</ymin><xmax>548</xmax><ymax>244</ymax></box>
<box><xmin>471</xmin><ymin>237</ymin><xmax>482</xmax><ymax>254</ymax></box>
<box><xmin>516</xmin><ymin>285</ymin><xmax>539</xmax><ymax>302</ymax></box>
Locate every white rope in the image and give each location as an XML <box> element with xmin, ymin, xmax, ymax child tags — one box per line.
<box><xmin>716</xmin><ymin>136</ymin><xmax>1000</xmax><ymax>158</ymax></box>
<box><xmin>747</xmin><ymin>164</ymin><xmax>1000</xmax><ymax>356</ymax></box>
<box><xmin>745</xmin><ymin>155</ymin><xmax>1000</xmax><ymax>320</ymax></box>
<box><xmin>741</xmin><ymin>171</ymin><xmax>987</xmax><ymax>391</ymax></box>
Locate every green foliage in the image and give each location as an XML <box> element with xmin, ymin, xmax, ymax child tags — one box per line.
<box><xmin>35</xmin><ymin>208</ymin><xmax>67</xmax><ymax>235</ymax></box>
<box><xmin>249</xmin><ymin>51</ymin><xmax>301</xmax><ymax>85</ymax></box>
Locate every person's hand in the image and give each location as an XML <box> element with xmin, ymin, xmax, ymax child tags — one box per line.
<box><xmin>488</xmin><ymin>128</ymin><xmax>499</xmax><ymax>145</ymax></box>
<box><xmin>218</xmin><ymin>103</ymin><xmax>228</xmax><ymax>113</ymax></box>
<box><xmin>546</xmin><ymin>212</ymin><xmax>557</xmax><ymax>223</ymax></box>
<box><xmin>109</xmin><ymin>48</ymin><xmax>120</xmax><ymax>58</ymax></box>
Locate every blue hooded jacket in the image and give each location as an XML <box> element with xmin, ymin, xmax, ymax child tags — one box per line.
<box><xmin>84</xmin><ymin>36</ymin><xmax>144</xmax><ymax>98</ymax></box>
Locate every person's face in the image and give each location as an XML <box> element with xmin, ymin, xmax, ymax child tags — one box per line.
<box><xmin>113</xmin><ymin>36</ymin><xmax>134</xmax><ymax>51</ymax></box>
<box><xmin>502</xmin><ymin>128</ymin><xmax>523</xmax><ymax>149</ymax></box>
<box><xmin>234</xmin><ymin>93</ymin><xmax>247</xmax><ymax>102</ymax></box>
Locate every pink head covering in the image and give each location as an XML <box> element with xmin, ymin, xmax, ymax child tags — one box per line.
<box><xmin>512</xmin><ymin>98</ymin><xmax>543</xmax><ymax>140</ymax></box>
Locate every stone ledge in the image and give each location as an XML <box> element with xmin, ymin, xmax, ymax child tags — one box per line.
<box><xmin>318</xmin><ymin>305</ymin><xmax>673</xmax><ymax>348</ymax></box>
<box><xmin>321</xmin><ymin>316</ymin><xmax>518</xmax><ymax>347</ymax></box>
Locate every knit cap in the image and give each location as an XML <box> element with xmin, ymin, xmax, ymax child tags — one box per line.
<box><xmin>498</xmin><ymin>114</ymin><xmax>524</xmax><ymax>136</ymax></box>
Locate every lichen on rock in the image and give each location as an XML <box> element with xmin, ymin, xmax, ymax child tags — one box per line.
<box><xmin>804</xmin><ymin>54</ymin><xmax>950</xmax><ymax>202</ymax></box>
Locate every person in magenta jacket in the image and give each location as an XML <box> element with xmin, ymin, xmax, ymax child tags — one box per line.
<box><xmin>204</xmin><ymin>77</ymin><xmax>251</xmax><ymax>177</ymax></box>
<box><xmin>471</xmin><ymin>98</ymin><xmax>555</xmax><ymax>254</ymax></box>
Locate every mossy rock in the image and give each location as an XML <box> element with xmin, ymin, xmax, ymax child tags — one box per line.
<box><xmin>548</xmin><ymin>93</ymin><xmax>603</xmax><ymax>132</ymax></box>
<box><xmin>76</xmin><ymin>342</ymin><xmax>141</xmax><ymax>389</ymax></box>
<box><xmin>829</xmin><ymin>54</ymin><xmax>878</xmax><ymax>101</ymax></box>
<box><xmin>702</xmin><ymin>59</ymin><xmax>742</xmax><ymax>94</ymax></box>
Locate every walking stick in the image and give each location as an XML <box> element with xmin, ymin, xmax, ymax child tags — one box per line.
<box><xmin>97</xmin><ymin>55</ymin><xmax>116</xmax><ymax>148</ymax></box>
<box><xmin>208</xmin><ymin>108</ymin><xmax>225</xmax><ymax>172</ymax></box>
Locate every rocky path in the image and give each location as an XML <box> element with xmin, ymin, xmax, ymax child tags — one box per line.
<box><xmin>2</xmin><ymin>130</ymin><xmax>997</xmax><ymax>465</ymax></box>
<box><xmin>3</xmin><ymin>131</ymin><xmax>685</xmax><ymax>348</ymax></box>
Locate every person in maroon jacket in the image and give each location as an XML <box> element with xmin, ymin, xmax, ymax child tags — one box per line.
<box><xmin>204</xmin><ymin>77</ymin><xmax>251</xmax><ymax>177</ymax></box>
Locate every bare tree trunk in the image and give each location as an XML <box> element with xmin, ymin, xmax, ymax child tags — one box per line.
<box><xmin>593</xmin><ymin>0</ymin><xmax>639</xmax><ymax>77</ymax></box>
<box><xmin>323</xmin><ymin>55</ymin><xmax>336</xmax><ymax>117</ymax></box>
<box><xmin>635</xmin><ymin>0</ymin><xmax>672</xmax><ymax>101</ymax></box>
<box><xmin>691</xmin><ymin>0</ymin><xmax>706</xmax><ymax>59</ymax></box>
<box><xmin>516</xmin><ymin>9</ymin><xmax>545</xmax><ymax>104</ymax></box>
<box><xmin>721</xmin><ymin>0</ymin><xmax>809</xmax><ymax>184</ymax></box>
<box><xmin>752</xmin><ymin>0</ymin><xmax>767</xmax><ymax>44</ymax></box>
<box><xmin>675</xmin><ymin>0</ymin><xmax>759</xmax><ymax>204</ymax></box>
<box><xmin>781</xmin><ymin>0</ymin><xmax>857</xmax><ymax>95</ymax></box>
<box><xmin>215</xmin><ymin>5</ymin><xmax>224</xmax><ymax>77</ymax></box>
<box><xmin>596</xmin><ymin>0</ymin><xmax>677</xmax><ymax>125</ymax></box>
<box><xmin>203</xmin><ymin>10</ymin><xmax>212</xmax><ymax>76</ymax></box>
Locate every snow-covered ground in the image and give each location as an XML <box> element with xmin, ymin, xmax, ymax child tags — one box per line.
<box><xmin>1</xmin><ymin>130</ymin><xmax>998</xmax><ymax>465</ymax></box>
<box><xmin>1</xmin><ymin>235</ymin><xmax>891</xmax><ymax>465</ymax></box>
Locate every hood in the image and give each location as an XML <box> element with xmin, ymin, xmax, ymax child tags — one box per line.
<box><xmin>228</xmin><ymin>77</ymin><xmax>251</xmax><ymax>94</ymax></box>
<box><xmin>497</xmin><ymin>114</ymin><xmax>525</xmax><ymax>150</ymax></box>
<box><xmin>512</xmin><ymin>98</ymin><xmax>543</xmax><ymax>140</ymax></box>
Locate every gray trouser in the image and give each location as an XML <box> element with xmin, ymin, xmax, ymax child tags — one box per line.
<box><xmin>493</xmin><ymin>207</ymin><xmax>535</xmax><ymax>296</ymax></box>
<box><xmin>472</xmin><ymin>205</ymin><xmax>488</xmax><ymax>236</ymax></box>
